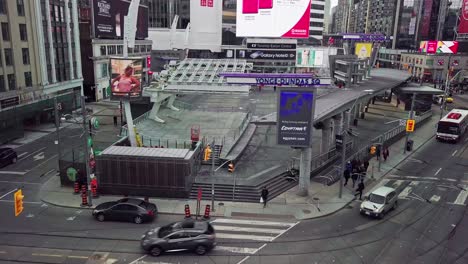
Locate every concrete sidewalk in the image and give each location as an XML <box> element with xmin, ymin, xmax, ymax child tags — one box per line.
<box><xmin>40</xmin><ymin>111</ymin><xmax>439</xmax><ymax>220</ymax></box>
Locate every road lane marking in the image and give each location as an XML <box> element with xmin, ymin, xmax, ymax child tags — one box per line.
<box><xmin>410</xmin><ymin>181</ymin><xmax>419</xmax><ymax>186</ymax></box>
<box><xmin>19</xmin><ymin>147</ymin><xmax>46</xmax><ymax>161</ymax></box>
<box><xmin>453</xmin><ymin>187</ymin><xmax>468</xmax><ymax>205</ymax></box>
<box><xmin>28</xmin><ymin>154</ymin><xmax>58</xmax><ymax>172</ymax></box>
<box><xmin>67</xmin><ymin>256</ymin><xmax>89</xmax><ymax>259</ymax></box>
<box><xmin>215</xmin><ymin>233</ymin><xmax>274</xmax><ymax>241</ymax></box>
<box><xmin>213</xmin><ymin>225</ymin><xmax>284</xmax><ymax>234</ymax></box>
<box><xmin>128</xmin><ymin>255</ymin><xmax>147</xmax><ymax>264</ymax></box>
<box><xmin>0</xmin><ymin>180</ymin><xmax>41</xmax><ymax>185</ymax></box>
<box><xmin>17</xmin><ymin>152</ymin><xmax>28</xmax><ymax>158</ymax></box>
<box><xmin>452</xmin><ymin>150</ymin><xmax>458</xmax><ymax>156</ymax></box>
<box><xmin>237</xmin><ymin>243</ymin><xmax>268</xmax><ymax>264</ymax></box>
<box><xmin>398</xmin><ymin>187</ymin><xmax>412</xmax><ymax>198</ymax></box>
<box><xmin>435</xmin><ymin>168</ymin><xmax>442</xmax><ymax>176</ymax></box>
<box><xmin>0</xmin><ymin>251</ymin><xmax>5</xmax><ymax>254</ymax></box>
<box><xmin>211</xmin><ymin>218</ymin><xmax>296</xmax><ymax>227</ymax></box>
<box><xmin>215</xmin><ymin>246</ymin><xmax>258</xmax><ymax>254</ymax></box>
<box><xmin>66</xmin><ymin>216</ymin><xmax>76</xmax><ymax>221</ymax></box>
<box><xmin>32</xmin><ymin>253</ymin><xmax>63</xmax><ymax>258</ymax></box>
<box><xmin>430</xmin><ymin>195</ymin><xmax>441</xmax><ymax>203</ymax></box>
<box><xmin>0</xmin><ymin>200</ymin><xmax>43</xmax><ymax>205</ymax></box>
<box><xmin>0</xmin><ymin>171</ymin><xmax>28</xmax><ymax>175</ymax></box>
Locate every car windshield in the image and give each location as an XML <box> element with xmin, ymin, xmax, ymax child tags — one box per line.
<box><xmin>437</xmin><ymin>122</ymin><xmax>459</xmax><ymax>135</ymax></box>
<box><xmin>369</xmin><ymin>194</ymin><xmax>385</xmax><ymax>204</ymax></box>
<box><xmin>158</xmin><ymin>222</ymin><xmax>183</xmax><ymax>238</ymax></box>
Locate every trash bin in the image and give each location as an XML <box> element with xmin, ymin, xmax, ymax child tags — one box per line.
<box><xmin>406</xmin><ymin>140</ymin><xmax>414</xmax><ymax>151</ymax></box>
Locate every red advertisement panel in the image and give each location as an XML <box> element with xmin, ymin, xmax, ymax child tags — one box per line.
<box><xmin>459</xmin><ymin>0</ymin><xmax>468</xmax><ymax>33</ymax></box>
<box><xmin>420</xmin><ymin>0</ymin><xmax>433</xmax><ymax>38</ymax></box>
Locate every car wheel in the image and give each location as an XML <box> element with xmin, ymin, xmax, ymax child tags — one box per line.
<box><xmin>11</xmin><ymin>157</ymin><xmax>17</xmax><ymax>164</ymax></box>
<box><xmin>195</xmin><ymin>245</ymin><xmax>207</xmax><ymax>255</ymax></box>
<box><xmin>96</xmin><ymin>213</ymin><xmax>105</xmax><ymax>222</ymax></box>
<box><xmin>149</xmin><ymin>246</ymin><xmax>162</xmax><ymax>257</ymax></box>
<box><xmin>134</xmin><ymin>216</ymin><xmax>143</xmax><ymax>224</ymax></box>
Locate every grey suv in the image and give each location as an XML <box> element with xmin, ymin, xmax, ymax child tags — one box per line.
<box><xmin>141</xmin><ymin>220</ymin><xmax>216</xmax><ymax>256</ymax></box>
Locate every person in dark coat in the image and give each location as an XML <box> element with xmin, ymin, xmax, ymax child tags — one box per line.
<box><xmin>346</xmin><ymin>161</ymin><xmax>353</xmax><ymax>173</ymax></box>
<box><xmin>375</xmin><ymin>146</ymin><xmax>381</xmax><ymax>161</ymax></box>
<box><xmin>356</xmin><ymin>179</ymin><xmax>365</xmax><ymax>200</ymax></box>
<box><xmin>383</xmin><ymin>147</ymin><xmax>389</xmax><ymax>161</ymax></box>
<box><xmin>351</xmin><ymin>169</ymin><xmax>359</xmax><ymax>188</ymax></box>
<box><xmin>344</xmin><ymin>169</ymin><xmax>350</xmax><ymax>186</ymax></box>
<box><xmin>261</xmin><ymin>187</ymin><xmax>269</xmax><ymax>208</ymax></box>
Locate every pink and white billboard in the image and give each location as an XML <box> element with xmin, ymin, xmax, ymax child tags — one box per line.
<box><xmin>419</xmin><ymin>41</ymin><xmax>459</xmax><ymax>54</ymax></box>
<box><xmin>236</xmin><ymin>0</ymin><xmax>311</xmax><ymax>38</ymax></box>
<box><xmin>459</xmin><ymin>0</ymin><xmax>468</xmax><ymax>34</ymax></box>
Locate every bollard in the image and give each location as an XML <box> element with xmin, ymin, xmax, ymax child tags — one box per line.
<box><xmin>81</xmin><ymin>190</ymin><xmax>88</xmax><ymax>206</ymax></box>
<box><xmin>81</xmin><ymin>185</ymin><xmax>87</xmax><ymax>195</ymax></box>
<box><xmin>73</xmin><ymin>181</ymin><xmax>80</xmax><ymax>194</ymax></box>
<box><xmin>91</xmin><ymin>184</ymin><xmax>99</xmax><ymax>198</ymax></box>
<box><xmin>184</xmin><ymin>204</ymin><xmax>191</xmax><ymax>218</ymax></box>
<box><xmin>203</xmin><ymin>205</ymin><xmax>211</xmax><ymax>220</ymax></box>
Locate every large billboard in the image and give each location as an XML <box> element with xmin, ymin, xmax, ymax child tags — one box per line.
<box><xmin>92</xmin><ymin>0</ymin><xmax>148</xmax><ymax>39</ymax></box>
<box><xmin>419</xmin><ymin>41</ymin><xmax>459</xmax><ymax>54</ymax></box>
<box><xmin>296</xmin><ymin>47</ymin><xmax>338</xmax><ymax>68</ymax></box>
<box><xmin>355</xmin><ymin>43</ymin><xmax>373</xmax><ymax>59</ymax></box>
<box><xmin>190</xmin><ymin>0</ymin><xmax>223</xmax><ymax>51</ymax></box>
<box><xmin>236</xmin><ymin>0</ymin><xmax>311</xmax><ymax>38</ymax></box>
<box><xmin>110</xmin><ymin>58</ymin><xmax>143</xmax><ymax>101</ymax></box>
<box><xmin>459</xmin><ymin>0</ymin><xmax>468</xmax><ymax>34</ymax></box>
<box><xmin>277</xmin><ymin>88</ymin><xmax>315</xmax><ymax>147</ymax></box>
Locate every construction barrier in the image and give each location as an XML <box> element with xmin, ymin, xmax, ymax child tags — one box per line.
<box><xmin>91</xmin><ymin>178</ymin><xmax>98</xmax><ymax>198</ymax></box>
<box><xmin>81</xmin><ymin>190</ymin><xmax>88</xmax><ymax>206</ymax></box>
<box><xmin>203</xmin><ymin>205</ymin><xmax>211</xmax><ymax>219</ymax></box>
<box><xmin>184</xmin><ymin>204</ymin><xmax>191</xmax><ymax>218</ymax></box>
<box><xmin>81</xmin><ymin>185</ymin><xmax>87</xmax><ymax>195</ymax></box>
<box><xmin>73</xmin><ymin>181</ymin><xmax>80</xmax><ymax>194</ymax></box>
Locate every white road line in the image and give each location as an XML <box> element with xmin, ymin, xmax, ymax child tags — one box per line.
<box><xmin>17</xmin><ymin>152</ymin><xmax>28</xmax><ymax>158</ymax></box>
<box><xmin>0</xmin><ymin>180</ymin><xmax>41</xmax><ymax>185</ymax></box>
<box><xmin>453</xmin><ymin>188</ymin><xmax>468</xmax><ymax>206</ymax></box>
<box><xmin>435</xmin><ymin>168</ymin><xmax>442</xmax><ymax>176</ymax></box>
<box><xmin>213</xmin><ymin>225</ymin><xmax>284</xmax><ymax>234</ymax></box>
<box><xmin>211</xmin><ymin>218</ymin><xmax>295</xmax><ymax>227</ymax></box>
<box><xmin>393</xmin><ymin>180</ymin><xmax>404</xmax><ymax>188</ymax></box>
<box><xmin>32</xmin><ymin>253</ymin><xmax>63</xmax><ymax>258</ymax></box>
<box><xmin>128</xmin><ymin>255</ymin><xmax>147</xmax><ymax>264</ymax></box>
<box><xmin>215</xmin><ymin>246</ymin><xmax>258</xmax><ymax>254</ymax></box>
<box><xmin>0</xmin><ymin>171</ymin><xmax>28</xmax><ymax>175</ymax></box>
<box><xmin>237</xmin><ymin>243</ymin><xmax>268</xmax><ymax>264</ymax></box>
<box><xmin>67</xmin><ymin>256</ymin><xmax>89</xmax><ymax>259</ymax></box>
<box><xmin>430</xmin><ymin>195</ymin><xmax>441</xmax><ymax>203</ymax></box>
<box><xmin>0</xmin><ymin>200</ymin><xmax>43</xmax><ymax>205</ymax></box>
<box><xmin>0</xmin><ymin>251</ymin><xmax>6</xmax><ymax>254</ymax></box>
<box><xmin>452</xmin><ymin>150</ymin><xmax>458</xmax><ymax>156</ymax></box>
<box><xmin>19</xmin><ymin>147</ymin><xmax>46</xmax><ymax>161</ymax></box>
<box><xmin>409</xmin><ymin>181</ymin><xmax>419</xmax><ymax>186</ymax></box>
<box><xmin>215</xmin><ymin>233</ymin><xmax>274</xmax><ymax>241</ymax></box>
<box><xmin>398</xmin><ymin>187</ymin><xmax>412</xmax><ymax>198</ymax></box>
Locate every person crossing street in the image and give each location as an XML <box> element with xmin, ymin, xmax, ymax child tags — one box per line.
<box><xmin>355</xmin><ymin>179</ymin><xmax>365</xmax><ymax>200</ymax></box>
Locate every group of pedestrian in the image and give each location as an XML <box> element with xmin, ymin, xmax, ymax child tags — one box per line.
<box><xmin>343</xmin><ymin>158</ymin><xmax>369</xmax><ymax>188</ymax></box>
<box><xmin>375</xmin><ymin>145</ymin><xmax>390</xmax><ymax>162</ymax></box>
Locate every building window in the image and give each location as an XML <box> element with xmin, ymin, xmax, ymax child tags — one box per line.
<box><xmin>100</xmin><ymin>46</ymin><xmax>106</xmax><ymax>56</ymax></box>
<box><xmin>1</xmin><ymin>23</ymin><xmax>9</xmax><ymax>41</ymax></box>
<box><xmin>17</xmin><ymin>0</ymin><xmax>25</xmax><ymax>16</ymax></box>
<box><xmin>107</xmin><ymin>45</ymin><xmax>116</xmax><ymax>55</ymax></box>
<box><xmin>7</xmin><ymin>74</ymin><xmax>16</xmax><ymax>90</ymax></box>
<box><xmin>4</xmin><ymin>48</ymin><xmax>13</xmax><ymax>66</ymax></box>
<box><xmin>24</xmin><ymin>72</ymin><xmax>32</xmax><ymax>87</ymax></box>
<box><xmin>22</xmin><ymin>48</ymin><xmax>29</xmax><ymax>65</ymax></box>
<box><xmin>101</xmin><ymin>63</ymin><xmax>108</xmax><ymax>78</ymax></box>
<box><xmin>117</xmin><ymin>45</ymin><xmax>123</xmax><ymax>54</ymax></box>
<box><xmin>0</xmin><ymin>0</ymin><xmax>6</xmax><ymax>14</ymax></box>
<box><xmin>0</xmin><ymin>75</ymin><xmax>4</xmax><ymax>92</ymax></box>
<box><xmin>19</xmin><ymin>24</ymin><xmax>27</xmax><ymax>41</ymax></box>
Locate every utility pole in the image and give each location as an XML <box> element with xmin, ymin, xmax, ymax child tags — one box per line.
<box><xmin>440</xmin><ymin>55</ymin><xmax>452</xmax><ymax>120</ymax></box>
<box><xmin>211</xmin><ymin>142</ymin><xmax>215</xmax><ymax>212</ymax></box>
<box><xmin>392</xmin><ymin>0</ymin><xmax>402</xmax><ymax>49</ymax></box>
<box><xmin>81</xmin><ymin>96</ymin><xmax>92</xmax><ymax>206</ymax></box>
<box><xmin>339</xmin><ymin>111</ymin><xmax>350</xmax><ymax>199</ymax></box>
<box><xmin>54</xmin><ymin>97</ymin><xmax>61</xmax><ymax>172</ymax></box>
<box><xmin>404</xmin><ymin>93</ymin><xmax>416</xmax><ymax>154</ymax></box>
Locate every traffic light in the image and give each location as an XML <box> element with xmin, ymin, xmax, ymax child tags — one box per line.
<box><xmin>14</xmin><ymin>189</ymin><xmax>24</xmax><ymax>216</ymax></box>
<box><xmin>228</xmin><ymin>162</ymin><xmax>235</xmax><ymax>173</ymax></box>
<box><xmin>204</xmin><ymin>146</ymin><xmax>212</xmax><ymax>161</ymax></box>
<box><xmin>370</xmin><ymin>145</ymin><xmax>377</xmax><ymax>155</ymax></box>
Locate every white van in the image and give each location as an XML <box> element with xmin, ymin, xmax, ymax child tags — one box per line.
<box><xmin>360</xmin><ymin>186</ymin><xmax>398</xmax><ymax>219</ymax></box>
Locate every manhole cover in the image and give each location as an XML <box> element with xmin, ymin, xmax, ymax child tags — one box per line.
<box><xmin>302</xmin><ymin>209</ymin><xmax>311</xmax><ymax>214</ymax></box>
<box><xmin>218</xmin><ymin>202</ymin><xmax>224</xmax><ymax>206</ymax></box>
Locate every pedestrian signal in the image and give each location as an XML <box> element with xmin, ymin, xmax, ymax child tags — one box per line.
<box><xmin>14</xmin><ymin>189</ymin><xmax>24</xmax><ymax>216</ymax></box>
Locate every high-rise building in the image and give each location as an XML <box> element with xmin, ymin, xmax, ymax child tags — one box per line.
<box><xmin>0</xmin><ymin>0</ymin><xmax>83</xmax><ymax>144</ymax></box>
<box><xmin>309</xmin><ymin>0</ymin><xmax>328</xmax><ymax>43</ymax></box>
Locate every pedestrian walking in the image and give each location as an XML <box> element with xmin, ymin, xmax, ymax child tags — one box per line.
<box><xmin>273</xmin><ymin>85</ymin><xmax>277</xmax><ymax>92</ymax></box>
<box><xmin>375</xmin><ymin>146</ymin><xmax>381</xmax><ymax>161</ymax></box>
<box><xmin>344</xmin><ymin>169</ymin><xmax>350</xmax><ymax>186</ymax></box>
<box><xmin>383</xmin><ymin>147</ymin><xmax>389</xmax><ymax>161</ymax></box>
<box><xmin>356</xmin><ymin>179</ymin><xmax>365</xmax><ymax>200</ymax></box>
<box><xmin>113</xmin><ymin>116</ymin><xmax>118</xmax><ymax>126</ymax></box>
<box><xmin>351</xmin><ymin>169</ymin><xmax>358</xmax><ymax>188</ymax></box>
<box><xmin>346</xmin><ymin>161</ymin><xmax>353</xmax><ymax>173</ymax></box>
<box><xmin>261</xmin><ymin>186</ymin><xmax>269</xmax><ymax>208</ymax></box>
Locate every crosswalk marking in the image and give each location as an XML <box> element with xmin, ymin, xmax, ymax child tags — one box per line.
<box><xmin>409</xmin><ymin>181</ymin><xmax>419</xmax><ymax>186</ymax></box>
<box><xmin>213</xmin><ymin>225</ymin><xmax>284</xmax><ymax>234</ymax></box>
<box><xmin>215</xmin><ymin>233</ymin><xmax>275</xmax><ymax>241</ymax></box>
<box><xmin>211</xmin><ymin>218</ymin><xmax>296</xmax><ymax>228</ymax></box>
<box><xmin>215</xmin><ymin>246</ymin><xmax>258</xmax><ymax>254</ymax></box>
<box><xmin>454</xmin><ymin>187</ymin><xmax>468</xmax><ymax>205</ymax></box>
<box><xmin>430</xmin><ymin>195</ymin><xmax>441</xmax><ymax>203</ymax></box>
<box><xmin>398</xmin><ymin>187</ymin><xmax>412</xmax><ymax>198</ymax></box>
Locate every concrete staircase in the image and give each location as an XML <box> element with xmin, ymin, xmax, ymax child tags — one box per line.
<box><xmin>189</xmin><ymin>169</ymin><xmax>298</xmax><ymax>202</ymax></box>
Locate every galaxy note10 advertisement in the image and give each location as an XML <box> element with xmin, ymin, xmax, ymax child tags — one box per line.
<box><xmin>237</xmin><ymin>0</ymin><xmax>311</xmax><ymax>38</ymax></box>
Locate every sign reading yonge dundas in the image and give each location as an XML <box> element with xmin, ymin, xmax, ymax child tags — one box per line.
<box><xmin>277</xmin><ymin>88</ymin><xmax>315</xmax><ymax>147</ymax></box>
<box><xmin>256</xmin><ymin>77</ymin><xmax>321</xmax><ymax>86</ymax></box>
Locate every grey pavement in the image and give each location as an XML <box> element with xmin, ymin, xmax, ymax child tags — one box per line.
<box><xmin>39</xmin><ymin>102</ymin><xmax>440</xmax><ymax>220</ymax></box>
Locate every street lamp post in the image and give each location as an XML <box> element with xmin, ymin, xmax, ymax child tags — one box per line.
<box><xmin>404</xmin><ymin>93</ymin><xmax>416</xmax><ymax>154</ymax></box>
<box><xmin>81</xmin><ymin>96</ymin><xmax>93</xmax><ymax>206</ymax></box>
<box><xmin>54</xmin><ymin>97</ymin><xmax>61</xmax><ymax>173</ymax></box>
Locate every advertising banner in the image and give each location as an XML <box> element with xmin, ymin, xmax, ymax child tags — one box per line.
<box><xmin>420</xmin><ymin>0</ymin><xmax>433</xmax><ymax>38</ymax></box>
<box><xmin>110</xmin><ymin>58</ymin><xmax>143</xmax><ymax>101</ymax></box>
<box><xmin>247</xmin><ymin>43</ymin><xmax>296</xmax><ymax>49</ymax></box>
<box><xmin>296</xmin><ymin>48</ymin><xmax>327</xmax><ymax>67</ymax></box>
<box><xmin>245</xmin><ymin>50</ymin><xmax>296</xmax><ymax>60</ymax></box>
<box><xmin>277</xmin><ymin>88</ymin><xmax>315</xmax><ymax>147</ymax></box>
<box><xmin>236</xmin><ymin>0</ymin><xmax>311</xmax><ymax>38</ymax></box>
<box><xmin>419</xmin><ymin>41</ymin><xmax>458</xmax><ymax>54</ymax></box>
<box><xmin>92</xmin><ymin>0</ymin><xmax>148</xmax><ymax>39</ymax></box>
<box><xmin>355</xmin><ymin>43</ymin><xmax>373</xmax><ymax>59</ymax></box>
<box><xmin>459</xmin><ymin>0</ymin><xmax>468</xmax><ymax>34</ymax></box>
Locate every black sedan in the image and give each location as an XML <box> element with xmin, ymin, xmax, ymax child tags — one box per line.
<box><xmin>92</xmin><ymin>198</ymin><xmax>158</xmax><ymax>224</ymax></box>
<box><xmin>0</xmin><ymin>148</ymin><xmax>17</xmax><ymax>168</ymax></box>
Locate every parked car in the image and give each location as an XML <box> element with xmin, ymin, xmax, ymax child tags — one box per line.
<box><xmin>92</xmin><ymin>198</ymin><xmax>157</xmax><ymax>224</ymax></box>
<box><xmin>141</xmin><ymin>220</ymin><xmax>216</xmax><ymax>256</ymax></box>
<box><xmin>360</xmin><ymin>186</ymin><xmax>398</xmax><ymax>219</ymax></box>
<box><xmin>0</xmin><ymin>148</ymin><xmax>17</xmax><ymax>168</ymax></box>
